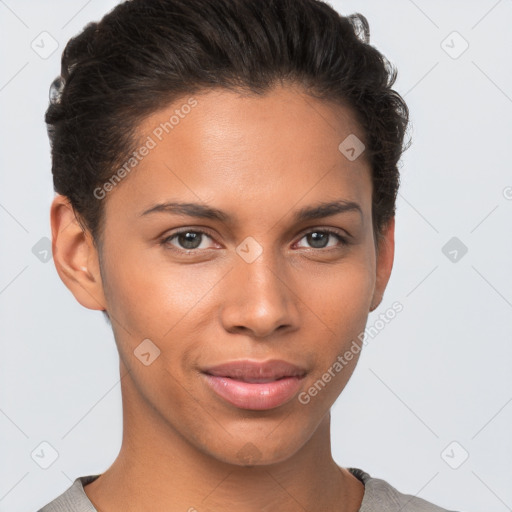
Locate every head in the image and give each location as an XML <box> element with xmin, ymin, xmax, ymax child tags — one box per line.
<box><xmin>48</xmin><ymin>0</ymin><xmax>409</xmax><ymax>467</ymax></box>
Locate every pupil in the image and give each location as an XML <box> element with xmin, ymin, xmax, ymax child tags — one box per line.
<box><xmin>179</xmin><ymin>232</ymin><xmax>201</xmax><ymax>249</ymax></box>
<box><xmin>308</xmin><ymin>232</ymin><xmax>327</xmax><ymax>248</ymax></box>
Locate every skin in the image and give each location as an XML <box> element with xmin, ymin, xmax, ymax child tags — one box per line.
<box><xmin>51</xmin><ymin>83</ymin><xmax>394</xmax><ymax>512</ymax></box>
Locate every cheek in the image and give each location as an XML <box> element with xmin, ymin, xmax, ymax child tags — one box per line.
<box><xmin>298</xmin><ymin>254</ymin><xmax>376</xmax><ymax>380</ymax></box>
<box><xmin>301</xmin><ymin>255</ymin><xmax>375</xmax><ymax>332</ymax></box>
<box><xmin>295</xmin><ymin>265</ymin><xmax>374</xmax><ymax>412</ymax></box>
<box><xmin>102</xmin><ymin>242</ymin><xmax>225</xmax><ymax>336</ymax></box>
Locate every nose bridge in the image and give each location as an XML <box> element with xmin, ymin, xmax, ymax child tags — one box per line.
<box><xmin>220</xmin><ymin>242</ymin><xmax>299</xmax><ymax>337</ymax></box>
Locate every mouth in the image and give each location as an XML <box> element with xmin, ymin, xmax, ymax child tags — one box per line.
<box><xmin>208</xmin><ymin>375</ymin><xmax>295</xmax><ymax>383</ymax></box>
<box><xmin>200</xmin><ymin>359</ymin><xmax>307</xmax><ymax>410</ymax></box>
<box><xmin>202</xmin><ymin>358</ymin><xmax>307</xmax><ymax>380</ymax></box>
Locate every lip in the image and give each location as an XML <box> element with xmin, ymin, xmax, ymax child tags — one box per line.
<box><xmin>201</xmin><ymin>359</ymin><xmax>307</xmax><ymax>410</ymax></box>
<box><xmin>202</xmin><ymin>359</ymin><xmax>307</xmax><ymax>381</ymax></box>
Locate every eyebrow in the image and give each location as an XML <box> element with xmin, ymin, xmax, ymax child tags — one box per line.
<box><xmin>139</xmin><ymin>199</ymin><xmax>363</xmax><ymax>223</ymax></box>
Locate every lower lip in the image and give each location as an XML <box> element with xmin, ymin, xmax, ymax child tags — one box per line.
<box><xmin>202</xmin><ymin>373</ymin><xmax>304</xmax><ymax>410</ymax></box>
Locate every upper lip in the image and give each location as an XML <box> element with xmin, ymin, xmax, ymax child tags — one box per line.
<box><xmin>202</xmin><ymin>359</ymin><xmax>307</xmax><ymax>381</ymax></box>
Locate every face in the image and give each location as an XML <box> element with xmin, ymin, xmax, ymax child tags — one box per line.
<box><xmin>56</xmin><ymin>83</ymin><xmax>394</xmax><ymax>467</ymax></box>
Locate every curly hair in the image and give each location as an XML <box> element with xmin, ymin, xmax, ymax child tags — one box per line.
<box><xmin>45</xmin><ymin>0</ymin><xmax>410</xmax><ymax>252</ymax></box>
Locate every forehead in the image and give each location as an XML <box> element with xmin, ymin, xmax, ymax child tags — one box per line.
<box><xmin>102</xmin><ymin>84</ymin><xmax>372</xmax><ymax>225</ymax></box>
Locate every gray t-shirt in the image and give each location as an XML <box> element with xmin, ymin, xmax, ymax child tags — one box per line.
<box><xmin>37</xmin><ymin>467</ymin><xmax>459</xmax><ymax>511</ymax></box>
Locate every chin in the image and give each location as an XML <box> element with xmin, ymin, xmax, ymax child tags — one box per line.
<box><xmin>202</xmin><ymin>434</ymin><xmax>306</xmax><ymax>468</ymax></box>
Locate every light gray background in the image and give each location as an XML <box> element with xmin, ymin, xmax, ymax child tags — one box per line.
<box><xmin>1</xmin><ymin>1</ymin><xmax>511</xmax><ymax>511</ymax></box>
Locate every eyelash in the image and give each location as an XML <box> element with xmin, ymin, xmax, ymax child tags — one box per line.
<box><xmin>159</xmin><ymin>227</ymin><xmax>350</xmax><ymax>255</ymax></box>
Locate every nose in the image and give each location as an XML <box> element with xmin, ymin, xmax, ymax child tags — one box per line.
<box><xmin>219</xmin><ymin>251</ymin><xmax>301</xmax><ymax>338</ymax></box>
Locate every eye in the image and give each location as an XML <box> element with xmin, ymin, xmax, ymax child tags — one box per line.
<box><xmin>295</xmin><ymin>229</ymin><xmax>349</xmax><ymax>250</ymax></box>
<box><xmin>161</xmin><ymin>229</ymin><xmax>216</xmax><ymax>251</ymax></box>
<box><xmin>160</xmin><ymin>227</ymin><xmax>350</xmax><ymax>255</ymax></box>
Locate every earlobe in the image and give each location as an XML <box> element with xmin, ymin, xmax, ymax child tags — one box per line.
<box><xmin>370</xmin><ymin>216</ymin><xmax>395</xmax><ymax>312</ymax></box>
<box><xmin>50</xmin><ymin>194</ymin><xmax>107</xmax><ymax>311</ymax></box>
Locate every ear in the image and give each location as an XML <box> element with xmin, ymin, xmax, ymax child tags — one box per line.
<box><xmin>50</xmin><ymin>194</ymin><xmax>107</xmax><ymax>311</ymax></box>
<box><xmin>370</xmin><ymin>216</ymin><xmax>395</xmax><ymax>312</ymax></box>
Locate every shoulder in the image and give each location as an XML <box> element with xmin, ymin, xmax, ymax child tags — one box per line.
<box><xmin>37</xmin><ymin>475</ymin><xmax>100</xmax><ymax>512</ymax></box>
<box><xmin>37</xmin><ymin>469</ymin><xmax>463</xmax><ymax>512</ymax></box>
<box><xmin>347</xmin><ymin>467</ymin><xmax>462</xmax><ymax>512</ymax></box>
